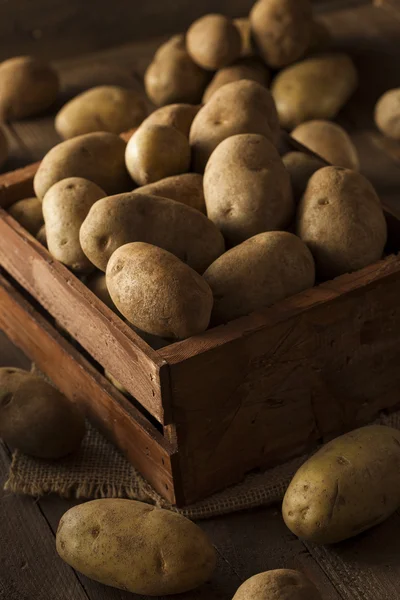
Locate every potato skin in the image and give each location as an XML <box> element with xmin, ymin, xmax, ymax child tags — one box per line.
<box><xmin>272</xmin><ymin>54</ymin><xmax>358</xmax><ymax>130</ymax></box>
<box><xmin>0</xmin><ymin>126</ymin><xmax>8</xmax><ymax>168</ymax></box>
<box><xmin>202</xmin><ymin>57</ymin><xmax>270</xmax><ymax>103</ymax></box>
<box><xmin>0</xmin><ymin>367</ymin><xmax>85</xmax><ymax>459</ymax></box>
<box><xmin>80</xmin><ymin>192</ymin><xmax>225</xmax><ymax>273</ymax></box>
<box><xmin>204</xmin><ymin>134</ymin><xmax>294</xmax><ymax>245</ymax></box>
<box><xmin>106</xmin><ymin>243</ymin><xmax>213</xmax><ymax>339</ymax></box>
<box><xmin>186</xmin><ymin>14</ymin><xmax>241</xmax><ymax>71</ymax></box>
<box><xmin>135</xmin><ymin>173</ymin><xmax>206</xmax><ymax>213</ymax></box>
<box><xmin>282</xmin><ymin>152</ymin><xmax>325</xmax><ymax>202</ymax></box>
<box><xmin>34</xmin><ymin>132</ymin><xmax>132</xmax><ymax>200</ymax></box>
<box><xmin>375</xmin><ymin>88</ymin><xmax>400</xmax><ymax>140</ymax></box>
<box><xmin>0</xmin><ymin>56</ymin><xmax>59</xmax><ymax>120</ymax></box>
<box><xmin>283</xmin><ymin>425</ymin><xmax>400</xmax><ymax>544</ymax></box>
<box><xmin>190</xmin><ymin>79</ymin><xmax>281</xmax><ymax>173</ymax></box>
<box><xmin>9</xmin><ymin>196</ymin><xmax>44</xmax><ymax>235</ymax></box>
<box><xmin>203</xmin><ymin>231</ymin><xmax>315</xmax><ymax>324</ymax></box>
<box><xmin>233</xmin><ymin>570</ymin><xmax>322</xmax><ymax>600</ymax></box>
<box><xmin>296</xmin><ymin>166</ymin><xmax>387</xmax><ymax>279</ymax></box>
<box><xmin>142</xmin><ymin>104</ymin><xmax>200</xmax><ymax>137</ymax></box>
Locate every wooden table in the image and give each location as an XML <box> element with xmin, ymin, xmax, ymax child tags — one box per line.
<box><xmin>1</xmin><ymin>1</ymin><xmax>400</xmax><ymax>598</ymax></box>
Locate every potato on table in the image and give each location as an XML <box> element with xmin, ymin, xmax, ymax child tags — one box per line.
<box><xmin>135</xmin><ymin>173</ymin><xmax>206</xmax><ymax>213</ymax></box>
<box><xmin>142</xmin><ymin>103</ymin><xmax>200</xmax><ymax>137</ymax></box>
<box><xmin>282</xmin><ymin>152</ymin><xmax>325</xmax><ymax>202</ymax></box>
<box><xmin>8</xmin><ymin>196</ymin><xmax>44</xmax><ymax>235</ymax></box>
<box><xmin>232</xmin><ymin>569</ymin><xmax>322</xmax><ymax>600</ymax></box>
<box><xmin>375</xmin><ymin>88</ymin><xmax>400</xmax><ymax>140</ymax></box>
<box><xmin>202</xmin><ymin>57</ymin><xmax>270</xmax><ymax>103</ymax></box>
<box><xmin>186</xmin><ymin>14</ymin><xmax>241</xmax><ymax>71</ymax></box>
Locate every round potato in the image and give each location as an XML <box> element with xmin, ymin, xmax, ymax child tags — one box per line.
<box><xmin>8</xmin><ymin>196</ymin><xmax>44</xmax><ymax>235</ymax></box>
<box><xmin>142</xmin><ymin>104</ymin><xmax>200</xmax><ymax>137</ymax></box>
<box><xmin>0</xmin><ymin>367</ymin><xmax>85</xmax><ymax>459</ymax></box>
<box><xmin>106</xmin><ymin>243</ymin><xmax>213</xmax><ymax>339</ymax></box>
<box><xmin>0</xmin><ymin>126</ymin><xmax>8</xmax><ymax>167</ymax></box>
<box><xmin>282</xmin><ymin>152</ymin><xmax>325</xmax><ymax>201</ymax></box>
<box><xmin>296</xmin><ymin>166</ymin><xmax>387</xmax><ymax>279</ymax></box>
<box><xmin>250</xmin><ymin>0</ymin><xmax>313</xmax><ymax>68</ymax></box>
<box><xmin>204</xmin><ymin>134</ymin><xmax>294</xmax><ymax>245</ymax></box>
<box><xmin>190</xmin><ymin>79</ymin><xmax>281</xmax><ymax>173</ymax></box>
<box><xmin>283</xmin><ymin>425</ymin><xmax>400</xmax><ymax>544</ymax></box>
<box><xmin>375</xmin><ymin>87</ymin><xmax>400</xmax><ymax>140</ymax></box>
<box><xmin>186</xmin><ymin>14</ymin><xmax>241</xmax><ymax>71</ymax></box>
<box><xmin>36</xmin><ymin>224</ymin><xmax>47</xmax><ymax>247</ymax></box>
<box><xmin>145</xmin><ymin>34</ymin><xmax>210</xmax><ymax>106</ymax></box>
<box><xmin>55</xmin><ymin>85</ymin><xmax>147</xmax><ymax>139</ymax></box>
<box><xmin>203</xmin><ymin>231</ymin><xmax>315</xmax><ymax>324</ymax></box>
<box><xmin>233</xmin><ymin>570</ymin><xmax>322</xmax><ymax>600</ymax></box>
<box><xmin>33</xmin><ymin>132</ymin><xmax>132</xmax><ymax>200</ymax></box>
<box><xmin>56</xmin><ymin>498</ymin><xmax>216</xmax><ymax>595</ymax></box>
<box><xmin>125</xmin><ymin>124</ymin><xmax>190</xmax><ymax>185</ymax></box>
<box><xmin>202</xmin><ymin>57</ymin><xmax>270</xmax><ymax>103</ymax></box>
<box><xmin>0</xmin><ymin>56</ymin><xmax>59</xmax><ymax>120</ymax></box>
<box><xmin>134</xmin><ymin>173</ymin><xmax>206</xmax><ymax>213</ymax></box>
<box><xmin>291</xmin><ymin>120</ymin><xmax>359</xmax><ymax>169</ymax></box>
<box><xmin>272</xmin><ymin>54</ymin><xmax>358</xmax><ymax>130</ymax></box>
<box><xmin>234</xmin><ymin>18</ymin><xmax>255</xmax><ymax>57</ymax></box>
<box><xmin>80</xmin><ymin>192</ymin><xmax>225</xmax><ymax>272</ymax></box>
<box><xmin>43</xmin><ymin>177</ymin><xmax>106</xmax><ymax>272</ymax></box>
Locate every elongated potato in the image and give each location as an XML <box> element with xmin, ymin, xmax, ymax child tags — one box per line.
<box><xmin>283</xmin><ymin>425</ymin><xmax>400</xmax><ymax>544</ymax></box>
<box><xmin>233</xmin><ymin>570</ymin><xmax>322</xmax><ymax>600</ymax></box>
<box><xmin>134</xmin><ymin>173</ymin><xmax>206</xmax><ymax>213</ymax></box>
<box><xmin>9</xmin><ymin>196</ymin><xmax>44</xmax><ymax>235</ymax></box>
<box><xmin>142</xmin><ymin>104</ymin><xmax>200</xmax><ymax>137</ymax></box>
<box><xmin>375</xmin><ymin>88</ymin><xmax>400</xmax><ymax>140</ymax></box>
<box><xmin>282</xmin><ymin>152</ymin><xmax>325</xmax><ymax>201</ymax></box>
<box><xmin>187</xmin><ymin>14</ymin><xmax>241</xmax><ymax>71</ymax></box>
<box><xmin>202</xmin><ymin>57</ymin><xmax>270</xmax><ymax>103</ymax></box>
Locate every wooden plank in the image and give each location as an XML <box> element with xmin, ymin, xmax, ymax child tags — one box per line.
<box><xmin>0</xmin><ymin>162</ymin><xmax>38</xmax><ymax>208</ymax></box>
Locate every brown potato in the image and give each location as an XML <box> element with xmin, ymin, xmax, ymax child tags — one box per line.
<box><xmin>106</xmin><ymin>243</ymin><xmax>213</xmax><ymax>339</ymax></box>
<box><xmin>0</xmin><ymin>56</ymin><xmax>59</xmax><ymax>120</ymax></box>
<box><xmin>233</xmin><ymin>570</ymin><xmax>322</xmax><ymax>600</ymax></box>
<box><xmin>0</xmin><ymin>367</ymin><xmax>85</xmax><ymax>459</ymax></box>
<box><xmin>33</xmin><ymin>132</ymin><xmax>132</xmax><ymax>200</ymax></box>
<box><xmin>202</xmin><ymin>57</ymin><xmax>270</xmax><ymax>103</ymax></box>
<box><xmin>291</xmin><ymin>120</ymin><xmax>359</xmax><ymax>169</ymax></box>
<box><xmin>0</xmin><ymin>125</ymin><xmax>8</xmax><ymax>167</ymax></box>
<box><xmin>186</xmin><ymin>14</ymin><xmax>242</xmax><ymax>71</ymax></box>
<box><xmin>142</xmin><ymin>104</ymin><xmax>200</xmax><ymax>137</ymax></box>
<box><xmin>250</xmin><ymin>0</ymin><xmax>313</xmax><ymax>68</ymax></box>
<box><xmin>203</xmin><ymin>231</ymin><xmax>315</xmax><ymax>324</ymax></box>
<box><xmin>375</xmin><ymin>88</ymin><xmax>400</xmax><ymax>140</ymax></box>
<box><xmin>125</xmin><ymin>123</ymin><xmax>190</xmax><ymax>185</ymax></box>
<box><xmin>282</xmin><ymin>151</ymin><xmax>325</xmax><ymax>201</ymax></box>
<box><xmin>296</xmin><ymin>166</ymin><xmax>387</xmax><ymax>279</ymax></box>
<box><xmin>234</xmin><ymin>18</ymin><xmax>255</xmax><ymax>57</ymax></box>
<box><xmin>55</xmin><ymin>85</ymin><xmax>147</xmax><ymax>139</ymax></box>
<box><xmin>134</xmin><ymin>173</ymin><xmax>206</xmax><ymax>213</ymax></box>
<box><xmin>36</xmin><ymin>224</ymin><xmax>47</xmax><ymax>247</ymax></box>
<box><xmin>145</xmin><ymin>35</ymin><xmax>210</xmax><ymax>106</ymax></box>
<box><xmin>190</xmin><ymin>79</ymin><xmax>281</xmax><ymax>172</ymax></box>
<box><xmin>204</xmin><ymin>134</ymin><xmax>294</xmax><ymax>245</ymax></box>
<box><xmin>8</xmin><ymin>196</ymin><xmax>44</xmax><ymax>235</ymax></box>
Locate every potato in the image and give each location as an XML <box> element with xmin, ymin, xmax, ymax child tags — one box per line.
<box><xmin>0</xmin><ymin>367</ymin><xmax>85</xmax><ymax>459</ymax></box>
<box><xmin>55</xmin><ymin>85</ymin><xmax>147</xmax><ymax>139</ymax></box>
<box><xmin>0</xmin><ymin>125</ymin><xmax>8</xmax><ymax>167</ymax></box>
<box><xmin>142</xmin><ymin>103</ymin><xmax>200</xmax><ymax>137</ymax></box>
<box><xmin>106</xmin><ymin>243</ymin><xmax>213</xmax><ymax>339</ymax></box>
<box><xmin>296</xmin><ymin>166</ymin><xmax>387</xmax><ymax>279</ymax></box>
<box><xmin>272</xmin><ymin>54</ymin><xmax>358</xmax><ymax>130</ymax></box>
<box><xmin>80</xmin><ymin>192</ymin><xmax>225</xmax><ymax>272</ymax></box>
<box><xmin>36</xmin><ymin>224</ymin><xmax>47</xmax><ymax>247</ymax></box>
<box><xmin>186</xmin><ymin>14</ymin><xmax>242</xmax><ymax>71</ymax></box>
<box><xmin>145</xmin><ymin>35</ymin><xmax>210</xmax><ymax>107</ymax></box>
<box><xmin>190</xmin><ymin>79</ymin><xmax>281</xmax><ymax>173</ymax></box>
<box><xmin>34</xmin><ymin>132</ymin><xmax>131</xmax><ymax>200</ymax></box>
<box><xmin>234</xmin><ymin>18</ymin><xmax>255</xmax><ymax>57</ymax></box>
<box><xmin>8</xmin><ymin>196</ymin><xmax>44</xmax><ymax>235</ymax></box>
<box><xmin>203</xmin><ymin>231</ymin><xmax>315</xmax><ymax>324</ymax></box>
<box><xmin>134</xmin><ymin>173</ymin><xmax>206</xmax><ymax>213</ymax></box>
<box><xmin>204</xmin><ymin>134</ymin><xmax>294</xmax><ymax>245</ymax></box>
<box><xmin>282</xmin><ymin>152</ymin><xmax>325</xmax><ymax>201</ymax></box>
<box><xmin>232</xmin><ymin>570</ymin><xmax>322</xmax><ymax>600</ymax></box>
<box><xmin>375</xmin><ymin>88</ymin><xmax>400</xmax><ymax>140</ymax></box>
<box><xmin>56</xmin><ymin>498</ymin><xmax>216</xmax><ymax>595</ymax></box>
<box><xmin>291</xmin><ymin>120</ymin><xmax>359</xmax><ymax>170</ymax></box>
<box><xmin>0</xmin><ymin>56</ymin><xmax>59</xmax><ymax>120</ymax></box>
<box><xmin>42</xmin><ymin>177</ymin><xmax>106</xmax><ymax>273</ymax></box>
<box><xmin>125</xmin><ymin>124</ymin><xmax>190</xmax><ymax>185</ymax></box>
<box><xmin>250</xmin><ymin>0</ymin><xmax>313</xmax><ymax>69</ymax></box>
<box><xmin>283</xmin><ymin>425</ymin><xmax>400</xmax><ymax>544</ymax></box>
<box><xmin>202</xmin><ymin>58</ymin><xmax>270</xmax><ymax>103</ymax></box>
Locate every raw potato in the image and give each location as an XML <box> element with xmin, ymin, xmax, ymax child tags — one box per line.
<box><xmin>0</xmin><ymin>126</ymin><xmax>8</xmax><ymax>167</ymax></box>
<box><xmin>9</xmin><ymin>196</ymin><xmax>44</xmax><ymax>235</ymax></box>
<box><xmin>203</xmin><ymin>231</ymin><xmax>315</xmax><ymax>324</ymax></box>
<box><xmin>291</xmin><ymin>120</ymin><xmax>359</xmax><ymax>170</ymax></box>
<box><xmin>55</xmin><ymin>85</ymin><xmax>147</xmax><ymax>139</ymax></box>
<box><xmin>125</xmin><ymin>124</ymin><xmax>190</xmax><ymax>185</ymax></box>
<box><xmin>283</xmin><ymin>425</ymin><xmax>400</xmax><ymax>544</ymax></box>
<box><xmin>272</xmin><ymin>54</ymin><xmax>358</xmax><ymax>130</ymax></box>
<box><xmin>106</xmin><ymin>243</ymin><xmax>213</xmax><ymax>339</ymax></box>
<box><xmin>142</xmin><ymin>104</ymin><xmax>200</xmax><ymax>137</ymax></box>
<box><xmin>145</xmin><ymin>35</ymin><xmax>210</xmax><ymax>106</ymax></box>
<box><xmin>204</xmin><ymin>134</ymin><xmax>294</xmax><ymax>245</ymax></box>
<box><xmin>34</xmin><ymin>132</ymin><xmax>131</xmax><ymax>200</ymax></box>
<box><xmin>250</xmin><ymin>0</ymin><xmax>313</xmax><ymax>68</ymax></box>
<box><xmin>0</xmin><ymin>367</ymin><xmax>85</xmax><ymax>459</ymax></box>
<box><xmin>36</xmin><ymin>224</ymin><xmax>47</xmax><ymax>247</ymax></box>
<box><xmin>80</xmin><ymin>192</ymin><xmax>225</xmax><ymax>272</ymax></box>
<box><xmin>283</xmin><ymin>152</ymin><xmax>325</xmax><ymax>201</ymax></box>
<box><xmin>202</xmin><ymin>57</ymin><xmax>270</xmax><ymax>103</ymax></box>
<box><xmin>190</xmin><ymin>79</ymin><xmax>281</xmax><ymax>173</ymax></box>
<box><xmin>375</xmin><ymin>88</ymin><xmax>400</xmax><ymax>140</ymax></box>
<box><xmin>42</xmin><ymin>177</ymin><xmax>106</xmax><ymax>272</ymax></box>
<box><xmin>297</xmin><ymin>166</ymin><xmax>387</xmax><ymax>279</ymax></box>
<box><xmin>232</xmin><ymin>570</ymin><xmax>322</xmax><ymax>600</ymax></box>
<box><xmin>134</xmin><ymin>173</ymin><xmax>206</xmax><ymax>213</ymax></box>
<box><xmin>234</xmin><ymin>18</ymin><xmax>255</xmax><ymax>57</ymax></box>
<box><xmin>0</xmin><ymin>56</ymin><xmax>59</xmax><ymax>120</ymax></box>
<box><xmin>186</xmin><ymin>14</ymin><xmax>242</xmax><ymax>71</ymax></box>
<box><xmin>56</xmin><ymin>498</ymin><xmax>216</xmax><ymax>595</ymax></box>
